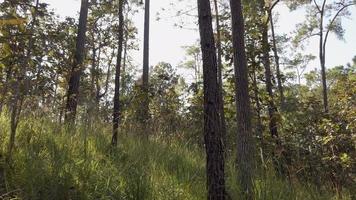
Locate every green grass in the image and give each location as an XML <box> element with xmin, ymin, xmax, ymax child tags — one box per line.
<box><xmin>0</xmin><ymin>114</ymin><xmax>352</xmax><ymax>199</ymax></box>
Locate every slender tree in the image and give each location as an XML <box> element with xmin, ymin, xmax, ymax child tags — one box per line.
<box><xmin>292</xmin><ymin>0</ymin><xmax>356</xmax><ymax>113</ymax></box>
<box><xmin>64</xmin><ymin>0</ymin><xmax>89</xmax><ymax>123</ymax></box>
<box><xmin>112</xmin><ymin>0</ymin><xmax>125</xmax><ymax>146</ymax></box>
<box><xmin>142</xmin><ymin>0</ymin><xmax>150</xmax><ymax>125</ymax></box>
<box><xmin>213</xmin><ymin>0</ymin><xmax>227</xmax><ymax>150</ymax></box>
<box><xmin>268</xmin><ymin>0</ymin><xmax>284</xmax><ymax>108</ymax></box>
<box><xmin>259</xmin><ymin>0</ymin><xmax>280</xmax><ymax>146</ymax></box>
<box><xmin>197</xmin><ymin>0</ymin><xmax>226</xmax><ymax>198</ymax></box>
<box><xmin>229</xmin><ymin>0</ymin><xmax>254</xmax><ymax>198</ymax></box>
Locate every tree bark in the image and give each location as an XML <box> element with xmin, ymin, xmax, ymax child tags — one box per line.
<box><xmin>65</xmin><ymin>0</ymin><xmax>89</xmax><ymax>123</ymax></box>
<box><xmin>213</xmin><ymin>0</ymin><xmax>227</xmax><ymax>152</ymax></box>
<box><xmin>229</xmin><ymin>0</ymin><xmax>254</xmax><ymax>198</ymax></box>
<box><xmin>197</xmin><ymin>0</ymin><xmax>226</xmax><ymax>199</ymax></box>
<box><xmin>319</xmin><ymin>0</ymin><xmax>328</xmax><ymax>113</ymax></box>
<box><xmin>259</xmin><ymin>0</ymin><xmax>280</xmax><ymax>144</ymax></box>
<box><xmin>269</xmin><ymin>10</ymin><xmax>284</xmax><ymax>109</ymax></box>
<box><xmin>111</xmin><ymin>0</ymin><xmax>125</xmax><ymax>146</ymax></box>
<box><xmin>261</xmin><ymin>21</ymin><xmax>279</xmax><ymax>143</ymax></box>
<box><xmin>141</xmin><ymin>0</ymin><xmax>150</xmax><ymax>126</ymax></box>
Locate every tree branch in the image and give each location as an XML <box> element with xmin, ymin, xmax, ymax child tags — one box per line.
<box><xmin>323</xmin><ymin>2</ymin><xmax>356</xmax><ymax>53</ymax></box>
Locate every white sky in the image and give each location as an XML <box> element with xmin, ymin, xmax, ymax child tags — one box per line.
<box><xmin>45</xmin><ymin>0</ymin><xmax>356</xmax><ymax>74</ymax></box>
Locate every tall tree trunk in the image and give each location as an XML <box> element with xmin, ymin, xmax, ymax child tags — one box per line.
<box><xmin>122</xmin><ymin>4</ymin><xmax>130</xmax><ymax>78</ymax></box>
<box><xmin>259</xmin><ymin>0</ymin><xmax>280</xmax><ymax>144</ymax></box>
<box><xmin>213</xmin><ymin>0</ymin><xmax>227</xmax><ymax>151</ymax></box>
<box><xmin>229</xmin><ymin>0</ymin><xmax>254</xmax><ymax>198</ymax></box>
<box><xmin>269</xmin><ymin>10</ymin><xmax>284</xmax><ymax>109</ymax></box>
<box><xmin>260</xmin><ymin>1</ymin><xmax>287</xmax><ymax>176</ymax></box>
<box><xmin>197</xmin><ymin>0</ymin><xmax>226</xmax><ymax>199</ymax></box>
<box><xmin>112</xmin><ymin>0</ymin><xmax>125</xmax><ymax>146</ymax></box>
<box><xmin>319</xmin><ymin>1</ymin><xmax>328</xmax><ymax>113</ymax></box>
<box><xmin>141</xmin><ymin>0</ymin><xmax>150</xmax><ymax>126</ymax></box>
<box><xmin>65</xmin><ymin>0</ymin><xmax>89</xmax><ymax>123</ymax></box>
<box><xmin>261</xmin><ymin>22</ymin><xmax>279</xmax><ymax>143</ymax></box>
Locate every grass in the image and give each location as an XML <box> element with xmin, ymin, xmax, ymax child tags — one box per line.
<box><xmin>0</xmin><ymin>114</ymin><xmax>353</xmax><ymax>199</ymax></box>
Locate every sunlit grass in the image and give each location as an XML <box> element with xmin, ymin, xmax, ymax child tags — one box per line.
<box><xmin>0</xmin><ymin>114</ymin><xmax>352</xmax><ymax>199</ymax></box>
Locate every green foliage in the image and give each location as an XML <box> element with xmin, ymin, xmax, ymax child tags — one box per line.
<box><xmin>0</xmin><ymin>115</ymin><xmax>353</xmax><ymax>199</ymax></box>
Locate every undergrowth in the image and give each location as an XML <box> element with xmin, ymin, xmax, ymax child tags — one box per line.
<box><xmin>0</xmin><ymin>114</ymin><xmax>352</xmax><ymax>199</ymax></box>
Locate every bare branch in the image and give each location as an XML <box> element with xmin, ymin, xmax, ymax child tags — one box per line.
<box><xmin>323</xmin><ymin>2</ymin><xmax>356</xmax><ymax>52</ymax></box>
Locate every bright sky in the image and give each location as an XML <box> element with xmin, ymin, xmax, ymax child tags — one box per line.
<box><xmin>45</xmin><ymin>0</ymin><xmax>356</xmax><ymax>73</ymax></box>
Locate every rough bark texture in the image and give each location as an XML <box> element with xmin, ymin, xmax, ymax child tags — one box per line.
<box><xmin>213</xmin><ymin>0</ymin><xmax>227</xmax><ymax>151</ymax></box>
<box><xmin>229</xmin><ymin>0</ymin><xmax>254</xmax><ymax>198</ymax></box>
<box><xmin>142</xmin><ymin>0</ymin><xmax>150</xmax><ymax>125</ymax></box>
<box><xmin>197</xmin><ymin>0</ymin><xmax>226</xmax><ymax>199</ymax></box>
<box><xmin>112</xmin><ymin>0</ymin><xmax>125</xmax><ymax>146</ymax></box>
<box><xmin>65</xmin><ymin>0</ymin><xmax>89</xmax><ymax>123</ymax></box>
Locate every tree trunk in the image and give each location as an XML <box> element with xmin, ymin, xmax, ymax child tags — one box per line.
<box><xmin>122</xmin><ymin>4</ymin><xmax>130</xmax><ymax>78</ymax></box>
<box><xmin>319</xmin><ymin>2</ymin><xmax>328</xmax><ymax>113</ymax></box>
<box><xmin>213</xmin><ymin>0</ymin><xmax>227</xmax><ymax>152</ymax></box>
<box><xmin>197</xmin><ymin>0</ymin><xmax>226</xmax><ymax>199</ymax></box>
<box><xmin>229</xmin><ymin>0</ymin><xmax>254</xmax><ymax>198</ymax></box>
<box><xmin>65</xmin><ymin>0</ymin><xmax>89</xmax><ymax>123</ymax></box>
<box><xmin>141</xmin><ymin>0</ymin><xmax>150</xmax><ymax>126</ymax></box>
<box><xmin>260</xmin><ymin>1</ymin><xmax>287</xmax><ymax>176</ymax></box>
<box><xmin>261</xmin><ymin>18</ymin><xmax>279</xmax><ymax>144</ymax></box>
<box><xmin>112</xmin><ymin>0</ymin><xmax>125</xmax><ymax>146</ymax></box>
<box><xmin>269</xmin><ymin>11</ymin><xmax>284</xmax><ymax>109</ymax></box>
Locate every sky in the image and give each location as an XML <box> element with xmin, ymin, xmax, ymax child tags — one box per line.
<box><xmin>45</xmin><ymin>0</ymin><xmax>356</xmax><ymax>74</ymax></box>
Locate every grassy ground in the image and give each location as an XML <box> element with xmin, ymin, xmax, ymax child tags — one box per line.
<box><xmin>0</xmin><ymin>115</ymin><xmax>352</xmax><ymax>199</ymax></box>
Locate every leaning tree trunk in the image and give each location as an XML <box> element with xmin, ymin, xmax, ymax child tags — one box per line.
<box><xmin>269</xmin><ymin>10</ymin><xmax>284</xmax><ymax>109</ymax></box>
<box><xmin>213</xmin><ymin>0</ymin><xmax>227</xmax><ymax>151</ymax></box>
<box><xmin>65</xmin><ymin>0</ymin><xmax>89</xmax><ymax>123</ymax></box>
<box><xmin>229</xmin><ymin>0</ymin><xmax>255</xmax><ymax>198</ymax></box>
<box><xmin>197</xmin><ymin>0</ymin><xmax>226</xmax><ymax>199</ymax></box>
<box><xmin>261</xmin><ymin>19</ymin><xmax>279</xmax><ymax>144</ymax></box>
<box><xmin>111</xmin><ymin>0</ymin><xmax>125</xmax><ymax>146</ymax></box>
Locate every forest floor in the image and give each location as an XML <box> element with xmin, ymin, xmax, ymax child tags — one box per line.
<box><xmin>0</xmin><ymin>115</ymin><xmax>353</xmax><ymax>200</ymax></box>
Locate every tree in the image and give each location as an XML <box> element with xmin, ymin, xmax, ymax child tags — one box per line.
<box><xmin>64</xmin><ymin>0</ymin><xmax>89</xmax><ymax>123</ymax></box>
<box><xmin>141</xmin><ymin>0</ymin><xmax>150</xmax><ymax>126</ymax></box>
<box><xmin>258</xmin><ymin>0</ymin><xmax>283</xmax><ymax>167</ymax></box>
<box><xmin>213</xmin><ymin>0</ymin><xmax>227</xmax><ymax>150</ymax></box>
<box><xmin>285</xmin><ymin>53</ymin><xmax>315</xmax><ymax>85</ymax></box>
<box><xmin>112</xmin><ymin>0</ymin><xmax>125</xmax><ymax>146</ymax></box>
<box><xmin>292</xmin><ymin>0</ymin><xmax>356</xmax><ymax>113</ymax></box>
<box><xmin>268</xmin><ymin>0</ymin><xmax>285</xmax><ymax>108</ymax></box>
<box><xmin>6</xmin><ymin>0</ymin><xmax>40</xmax><ymax>161</ymax></box>
<box><xmin>229</xmin><ymin>0</ymin><xmax>254</xmax><ymax>198</ymax></box>
<box><xmin>197</xmin><ymin>0</ymin><xmax>226</xmax><ymax>198</ymax></box>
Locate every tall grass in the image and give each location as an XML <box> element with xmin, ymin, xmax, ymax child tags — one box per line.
<box><xmin>0</xmin><ymin>114</ymin><xmax>352</xmax><ymax>199</ymax></box>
